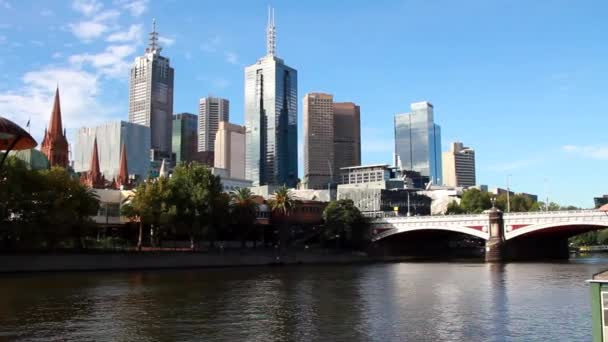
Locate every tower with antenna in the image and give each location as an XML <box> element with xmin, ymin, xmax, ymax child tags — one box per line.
<box><xmin>146</xmin><ymin>18</ymin><xmax>162</xmax><ymax>54</ymax></box>
<box><xmin>244</xmin><ymin>7</ymin><xmax>298</xmax><ymax>187</ymax></box>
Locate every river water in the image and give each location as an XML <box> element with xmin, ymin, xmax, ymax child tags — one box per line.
<box><xmin>1</xmin><ymin>256</ymin><xmax>607</xmax><ymax>341</ymax></box>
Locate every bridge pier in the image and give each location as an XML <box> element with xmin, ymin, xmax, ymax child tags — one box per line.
<box><xmin>485</xmin><ymin>207</ymin><xmax>505</xmax><ymax>262</ymax></box>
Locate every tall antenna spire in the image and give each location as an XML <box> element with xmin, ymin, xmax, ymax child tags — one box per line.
<box><xmin>146</xmin><ymin>18</ymin><xmax>162</xmax><ymax>54</ymax></box>
<box><xmin>266</xmin><ymin>6</ymin><xmax>276</xmax><ymax>56</ymax></box>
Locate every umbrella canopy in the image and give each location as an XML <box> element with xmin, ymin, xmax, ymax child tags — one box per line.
<box><xmin>0</xmin><ymin>116</ymin><xmax>37</xmax><ymax>151</ymax></box>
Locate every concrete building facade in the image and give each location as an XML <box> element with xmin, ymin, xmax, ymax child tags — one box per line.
<box><xmin>74</xmin><ymin>121</ymin><xmax>151</xmax><ymax>181</ymax></box>
<box><xmin>442</xmin><ymin>141</ymin><xmax>476</xmax><ymax>187</ymax></box>
<box><xmin>128</xmin><ymin>21</ymin><xmax>174</xmax><ymax>158</ymax></box>
<box><xmin>214</xmin><ymin>121</ymin><xmax>246</xmax><ymax>179</ymax></box>
<box><xmin>198</xmin><ymin>97</ymin><xmax>229</xmax><ymax>152</ymax></box>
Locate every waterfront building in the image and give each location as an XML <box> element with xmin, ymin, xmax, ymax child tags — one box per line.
<box><xmin>214</xmin><ymin>121</ymin><xmax>245</xmax><ymax>179</ymax></box>
<box><xmin>128</xmin><ymin>20</ymin><xmax>174</xmax><ymax>158</ymax></box>
<box><xmin>211</xmin><ymin>167</ymin><xmax>253</xmax><ymax>192</ymax></box>
<box><xmin>198</xmin><ymin>97</ymin><xmax>229</xmax><ymax>152</ymax></box>
<box><xmin>244</xmin><ymin>8</ymin><xmax>298</xmax><ymax>187</ymax></box>
<box><xmin>41</xmin><ymin>87</ymin><xmax>69</xmax><ymax>168</ymax></box>
<box><xmin>80</xmin><ymin>137</ymin><xmax>106</xmax><ymax>189</ymax></box>
<box><xmin>74</xmin><ymin>121</ymin><xmax>151</xmax><ymax>181</ymax></box>
<box><xmin>303</xmin><ymin>93</ymin><xmax>334</xmax><ymax>189</ymax></box>
<box><xmin>303</xmin><ymin>93</ymin><xmax>361</xmax><ymax>190</ymax></box>
<box><xmin>172</xmin><ymin>113</ymin><xmax>198</xmax><ymax>164</ymax></box>
<box><xmin>333</xmin><ymin>101</ymin><xmax>361</xmax><ymax>176</ymax></box>
<box><xmin>594</xmin><ymin>195</ymin><xmax>608</xmax><ymax>209</ymax></box>
<box><xmin>394</xmin><ymin>101</ymin><xmax>442</xmax><ymax>185</ymax></box>
<box><xmin>442</xmin><ymin>141</ymin><xmax>476</xmax><ymax>187</ymax></box>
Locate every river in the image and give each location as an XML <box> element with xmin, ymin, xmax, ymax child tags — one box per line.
<box><xmin>1</xmin><ymin>255</ymin><xmax>607</xmax><ymax>341</ymax></box>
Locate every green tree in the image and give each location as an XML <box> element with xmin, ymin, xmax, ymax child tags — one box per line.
<box><xmin>230</xmin><ymin>188</ymin><xmax>259</xmax><ymax>248</ymax></box>
<box><xmin>459</xmin><ymin>189</ymin><xmax>492</xmax><ymax>213</ymax></box>
<box><xmin>269</xmin><ymin>186</ymin><xmax>295</xmax><ymax>253</ymax></box>
<box><xmin>323</xmin><ymin>199</ymin><xmax>369</xmax><ymax>249</ymax></box>
<box><xmin>446</xmin><ymin>200</ymin><xmax>464</xmax><ymax>214</ymax></box>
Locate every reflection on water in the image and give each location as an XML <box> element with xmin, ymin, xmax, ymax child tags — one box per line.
<box><xmin>1</xmin><ymin>256</ymin><xmax>607</xmax><ymax>341</ymax></box>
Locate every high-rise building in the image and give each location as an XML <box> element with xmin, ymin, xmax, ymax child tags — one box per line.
<box><xmin>214</xmin><ymin>121</ymin><xmax>246</xmax><ymax>179</ymax></box>
<box><xmin>333</xmin><ymin>101</ymin><xmax>361</xmax><ymax>176</ymax></box>
<box><xmin>41</xmin><ymin>87</ymin><xmax>69</xmax><ymax>168</ymax></box>
<box><xmin>442</xmin><ymin>142</ymin><xmax>476</xmax><ymax>187</ymax></box>
<box><xmin>244</xmin><ymin>8</ymin><xmax>298</xmax><ymax>187</ymax></box>
<box><xmin>172</xmin><ymin>113</ymin><xmax>198</xmax><ymax>164</ymax></box>
<box><xmin>198</xmin><ymin>97</ymin><xmax>229</xmax><ymax>152</ymax></box>
<box><xmin>394</xmin><ymin>101</ymin><xmax>442</xmax><ymax>185</ymax></box>
<box><xmin>303</xmin><ymin>93</ymin><xmax>361</xmax><ymax>189</ymax></box>
<box><xmin>303</xmin><ymin>93</ymin><xmax>334</xmax><ymax>189</ymax></box>
<box><xmin>74</xmin><ymin>121</ymin><xmax>151</xmax><ymax>181</ymax></box>
<box><xmin>128</xmin><ymin>20</ymin><xmax>174</xmax><ymax>158</ymax></box>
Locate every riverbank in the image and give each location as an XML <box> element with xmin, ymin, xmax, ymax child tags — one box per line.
<box><xmin>0</xmin><ymin>250</ymin><xmax>377</xmax><ymax>273</ymax></box>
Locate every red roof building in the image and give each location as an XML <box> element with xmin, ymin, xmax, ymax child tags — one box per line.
<box><xmin>41</xmin><ymin>87</ymin><xmax>69</xmax><ymax>168</ymax></box>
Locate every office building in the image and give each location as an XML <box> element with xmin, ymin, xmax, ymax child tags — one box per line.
<box><xmin>128</xmin><ymin>20</ymin><xmax>174</xmax><ymax>157</ymax></box>
<box><xmin>198</xmin><ymin>97</ymin><xmax>229</xmax><ymax>152</ymax></box>
<box><xmin>244</xmin><ymin>8</ymin><xmax>298</xmax><ymax>187</ymax></box>
<box><xmin>214</xmin><ymin>121</ymin><xmax>246</xmax><ymax>179</ymax></box>
<box><xmin>172</xmin><ymin>113</ymin><xmax>198</xmax><ymax>164</ymax></box>
<box><xmin>333</xmin><ymin>101</ymin><xmax>361</xmax><ymax>175</ymax></box>
<box><xmin>303</xmin><ymin>93</ymin><xmax>334</xmax><ymax>189</ymax></box>
<box><xmin>41</xmin><ymin>87</ymin><xmax>69</xmax><ymax>168</ymax></box>
<box><xmin>442</xmin><ymin>142</ymin><xmax>476</xmax><ymax>187</ymax></box>
<box><xmin>303</xmin><ymin>93</ymin><xmax>361</xmax><ymax>189</ymax></box>
<box><xmin>74</xmin><ymin>121</ymin><xmax>151</xmax><ymax>181</ymax></box>
<box><xmin>394</xmin><ymin>101</ymin><xmax>442</xmax><ymax>184</ymax></box>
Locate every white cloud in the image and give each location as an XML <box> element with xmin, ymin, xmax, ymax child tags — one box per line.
<box><xmin>106</xmin><ymin>24</ymin><xmax>142</xmax><ymax>43</ymax></box>
<box><xmin>69</xmin><ymin>44</ymin><xmax>136</xmax><ymax>78</ymax></box>
<box><xmin>562</xmin><ymin>145</ymin><xmax>608</xmax><ymax>160</ymax></box>
<box><xmin>0</xmin><ymin>67</ymin><xmax>118</xmax><ymax>144</ymax></box>
<box><xmin>72</xmin><ymin>0</ymin><xmax>103</xmax><ymax>16</ymax></box>
<box><xmin>119</xmin><ymin>0</ymin><xmax>148</xmax><ymax>17</ymax></box>
<box><xmin>158</xmin><ymin>36</ymin><xmax>175</xmax><ymax>47</ymax></box>
<box><xmin>225</xmin><ymin>52</ymin><xmax>238</xmax><ymax>65</ymax></box>
<box><xmin>68</xmin><ymin>10</ymin><xmax>120</xmax><ymax>42</ymax></box>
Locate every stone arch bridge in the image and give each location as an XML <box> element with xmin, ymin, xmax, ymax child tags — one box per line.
<box><xmin>370</xmin><ymin>209</ymin><xmax>608</xmax><ymax>261</ymax></box>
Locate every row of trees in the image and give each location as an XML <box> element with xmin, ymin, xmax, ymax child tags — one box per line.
<box><xmin>0</xmin><ymin>156</ymin><xmax>100</xmax><ymax>249</ymax></box>
<box><xmin>446</xmin><ymin>188</ymin><xmax>578</xmax><ymax>214</ymax></box>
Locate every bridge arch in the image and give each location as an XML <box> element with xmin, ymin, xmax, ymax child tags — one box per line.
<box><xmin>505</xmin><ymin>221</ymin><xmax>608</xmax><ymax>240</ymax></box>
<box><xmin>373</xmin><ymin>225</ymin><xmax>489</xmax><ymax>242</ymax></box>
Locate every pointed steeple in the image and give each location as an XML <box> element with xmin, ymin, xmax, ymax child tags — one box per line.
<box><xmin>116</xmin><ymin>143</ymin><xmax>130</xmax><ymax>189</ymax></box>
<box><xmin>41</xmin><ymin>87</ymin><xmax>69</xmax><ymax>168</ymax></box>
<box><xmin>81</xmin><ymin>137</ymin><xmax>105</xmax><ymax>188</ymax></box>
<box><xmin>158</xmin><ymin>158</ymin><xmax>167</xmax><ymax>178</ymax></box>
<box><xmin>266</xmin><ymin>7</ymin><xmax>276</xmax><ymax>56</ymax></box>
<box><xmin>49</xmin><ymin>87</ymin><xmax>63</xmax><ymax>136</ymax></box>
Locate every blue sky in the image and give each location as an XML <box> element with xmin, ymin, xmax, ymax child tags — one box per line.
<box><xmin>0</xmin><ymin>0</ymin><xmax>607</xmax><ymax>207</ymax></box>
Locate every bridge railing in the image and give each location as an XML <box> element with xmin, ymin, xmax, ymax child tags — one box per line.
<box><xmin>370</xmin><ymin>213</ymin><xmax>488</xmax><ymax>223</ymax></box>
<box><xmin>504</xmin><ymin>209</ymin><xmax>600</xmax><ymax>217</ymax></box>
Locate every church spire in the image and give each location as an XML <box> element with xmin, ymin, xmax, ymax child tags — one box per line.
<box><xmin>116</xmin><ymin>143</ymin><xmax>130</xmax><ymax>189</ymax></box>
<box><xmin>81</xmin><ymin>137</ymin><xmax>105</xmax><ymax>188</ymax></box>
<box><xmin>49</xmin><ymin>87</ymin><xmax>63</xmax><ymax>137</ymax></box>
<box><xmin>266</xmin><ymin>7</ymin><xmax>276</xmax><ymax>56</ymax></box>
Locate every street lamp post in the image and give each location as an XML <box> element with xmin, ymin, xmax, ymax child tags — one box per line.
<box><xmin>506</xmin><ymin>174</ymin><xmax>512</xmax><ymax>213</ymax></box>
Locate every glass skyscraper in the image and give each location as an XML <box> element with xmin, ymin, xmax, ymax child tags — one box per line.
<box><xmin>172</xmin><ymin>113</ymin><xmax>198</xmax><ymax>164</ymax></box>
<box><xmin>394</xmin><ymin>101</ymin><xmax>443</xmax><ymax>185</ymax></box>
<box><xmin>244</xmin><ymin>9</ymin><xmax>298</xmax><ymax>187</ymax></box>
<box><xmin>128</xmin><ymin>20</ymin><xmax>174</xmax><ymax>157</ymax></box>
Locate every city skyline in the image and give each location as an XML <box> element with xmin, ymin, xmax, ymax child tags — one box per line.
<box><xmin>0</xmin><ymin>1</ymin><xmax>607</xmax><ymax>206</ymax></box>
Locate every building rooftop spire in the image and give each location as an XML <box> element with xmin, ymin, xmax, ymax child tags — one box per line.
<box><xmin>266</xmin><ymin>7</ymin><xmax>276</xmax><ymax>56</ymax></box>
<box><xmin>49</xmin><ymin>87</ymin><xmax>63</xmax><ymax>136</ymax></box>
<box><xmin>116</xmin><ymin>143</ymin><xmax>129</xmax><ymax>189</ymax></box>
<box><xmin>90</xmin><ymin>137</ymin><xmax>101</xmax><ymax>177</ymax></box>
<box><xmin>146</xmin><ymin>18</ymin><xmax>162</xmax><ymax>54</ymax></box>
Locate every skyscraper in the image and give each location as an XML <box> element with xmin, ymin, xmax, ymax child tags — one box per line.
<box><xmin>303</xmin><ymin>93</ymin><xmax>334</xmax><ymax>189</ymax></box>
<box><xmin>333</xmin><ymin>101</ymin><xmax>361</xmax><ymax>176</ymax></box>
<box><xmin>244</xmin><ymin>8</ymin><xmax>298</xmax><ymax>187</ymax></box>
<box><xmin>394</xmin><ymin>101</ymin><xmax>442</xmax><ymax>185</ymax></box>
<box><xmin>198</xmin><ymin>97</ymin><xmax>229</xmax><ymax>152</ymax></box>
<box><xmin>303</xmin><ymin>93</ymin><xmax>362</xmax><ymax>189</ymax></box>
<box><xmin>442</xmin><ymin>142</ymin><xmax>476</xmax><ymax>187</ymax></box>
<box><xmin>128</xmin><ymin>19</ymin><xmax>174</xmax><ymax>158</ymax></box>
<box><xmin>172</xmin><ymin>113</ymin><xmax>198</xmax><ymax>164</ymax></box>
<box><xmin>41</xmin><ymin>87</ymin><xmax>69</xmax><ymax>168</ymax></box>
<box><xmin>214</xmin><ymin>121</ymin><xmax>246</xmax><ymax>179</ymax></box>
